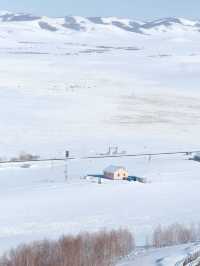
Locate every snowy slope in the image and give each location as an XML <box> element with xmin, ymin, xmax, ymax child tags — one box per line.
<box><xmin>0</xmin><ymin>12</ymin><xmax>200</xmax><ymax>156</ymax></box>
<box><xmin>117</xmin><ymin>243</ymin><xmax>200</xmax><ymax>266</ymax></box>
<box><xmin>1</xmin><ymin>11</ymin><xmax>200</xmax><ymax>256</ymax></box>
<box><xmin>1</xmin><ymin>154</ymin><xmax>200</xmax><ymax>254</ymax></box>
<box><xmin>1</xmin><ymin>12</ymin><xmax>200</xmax><ymax>35</ymax></box>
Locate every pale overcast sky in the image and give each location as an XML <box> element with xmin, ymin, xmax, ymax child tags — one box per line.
<box><xmin>0</xmin><ymin>0</ymin><xmax>199</xmax><ymax>19</ymax></box>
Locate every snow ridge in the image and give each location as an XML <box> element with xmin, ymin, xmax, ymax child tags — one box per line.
<box><xmin>0</xmin><ymin>11</ymin><xmax>200</xmax><ymax>35</ymax></box>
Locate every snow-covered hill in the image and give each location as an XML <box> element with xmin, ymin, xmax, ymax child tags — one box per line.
<box><xmin>0</xmin><ymin>11</ymin><xmax>199</xmax><ymax>35</ymax></box>
<box><xmin>0</xmin><ymin>11</ymin><xmax>200</xmax><ymax>156</ymax></box>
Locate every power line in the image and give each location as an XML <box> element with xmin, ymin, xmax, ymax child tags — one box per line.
<box><xmin>0</xmin><ymin>150</ymin><xmax>199</xmax><ymax>164</ymax></box>
<box><xmin>68</xmin><ymin>150</ymin><xmax>200</xmax><ymax>160</ymax></box>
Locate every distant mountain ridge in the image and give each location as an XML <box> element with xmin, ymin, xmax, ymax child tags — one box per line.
<box><xmin>0</xmin><ymin>11</ymin><xmax>199</xmax><ymax>35</ymax></box>
<box><xmin>0</xmin><ymin>11</ymin><xmax>41</xmax><ymax>21</ymax></box>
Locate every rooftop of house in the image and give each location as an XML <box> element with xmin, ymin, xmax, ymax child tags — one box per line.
<box><xmin>103</xmin><ymin>165</ymin><xmax>127</xmax><ymax>173</ymax></box>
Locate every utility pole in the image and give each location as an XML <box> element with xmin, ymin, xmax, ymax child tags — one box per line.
<box><xmin>65</xmin><ymin>150</ymin><xmax>69</xmax><ymax>181</ymax></box>
<box><xmin>98</xmin><ymin>176</ymin><xmax>102</xmax><ymax>184</ymax></box>
<box><xmin>148</xmin><ymin>155</ymin><xmax>151</xmax><ymax>162</ymax></box>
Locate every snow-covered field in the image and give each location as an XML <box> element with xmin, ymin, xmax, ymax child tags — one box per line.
<box><xmin>1</xmin><ymin>13</ymin><xmax>200</xmax><ymax>156</ymax></box>
<box><xmin>1</xmin><ymin>11</ymin><xmax>200</xmax><ymax>259</ymax></box>
<box><xmin>0</xmin><ymin>154</ymin><xmax>200</xmax><ymax>255</ymax></box>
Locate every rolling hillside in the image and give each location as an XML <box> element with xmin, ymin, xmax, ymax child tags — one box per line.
<box><xmin>0</xmin><ymin>12</ymin><xmax>200</xmax><ymax>156</ymax></box>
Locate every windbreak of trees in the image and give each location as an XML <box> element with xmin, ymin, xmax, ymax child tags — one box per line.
<box><xmin>152</xmin><ymin>223</ymin><xmax>200</xmax><ymax>248</ymax></box>
<box><xmin>0</xmin><ymin>229</ymin><xmax>134</xmax><ymax>266</ymax></box>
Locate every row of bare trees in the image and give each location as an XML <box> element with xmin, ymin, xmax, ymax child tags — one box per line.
<box><xmin>152</xmin><ymin>223</ymin><xmax>200</xmax><ymax>248</ymax></box>
<box><xmin>0</xmin><ymin>229</ymin><xmax>134</xmax><ymax>266</ymax></box>
<box><xmin>2</xmin><ymin>223</ymin><xmax>200</xmax><ymax>266</ymax></box>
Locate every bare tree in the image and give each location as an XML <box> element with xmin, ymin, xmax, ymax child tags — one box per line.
<box><xmin>152</xmin><ymin>223</ymin><xmax>198</xmax><ymax>248</ymax></box>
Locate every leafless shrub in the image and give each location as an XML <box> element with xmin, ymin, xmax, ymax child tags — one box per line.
<box><xmin>10</xmin><ymin>152</ymin><xmax>40</xmax><ymax>162</ymax></box>
<box><xmin>0</xmin><ymin>229</ymin><xmax>134</xmax><ymax>266</ymax></box>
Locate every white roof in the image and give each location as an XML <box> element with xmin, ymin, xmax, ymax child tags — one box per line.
<box><xmin>104</xmin><ymin>165</ymin><xmax>126</xmax><ymax>173</ymax></box>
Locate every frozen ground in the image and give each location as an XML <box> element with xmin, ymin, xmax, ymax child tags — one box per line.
<box><xmin>1</xmin><ymin>12</ymin><xmax>200</xmax><ymax>258</ymax></box>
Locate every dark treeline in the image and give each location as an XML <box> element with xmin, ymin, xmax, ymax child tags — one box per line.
<box><xmin>0</xmin><ymin>229</ymin><xmax>134</xmax><ymax>266</ymax></box>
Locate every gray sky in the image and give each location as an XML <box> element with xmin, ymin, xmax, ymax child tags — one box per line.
<box><xmin>0</xmin><ymin>0</ymin><xmax>200</xmax><ymax>19</ymax></box>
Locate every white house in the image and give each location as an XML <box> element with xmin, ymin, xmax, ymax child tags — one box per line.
<box><xmin>103</xmin><ymin>165</ymin><xmax>128</xmax><ymax>180</ymax></box>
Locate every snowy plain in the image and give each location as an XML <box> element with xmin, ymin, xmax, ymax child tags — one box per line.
<box><xmin>0</xmin><ymin>13</ymin><xmax>200</xmax><ymax>264</ymax></box>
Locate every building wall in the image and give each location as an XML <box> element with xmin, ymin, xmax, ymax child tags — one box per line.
<box><xmin>104</xmin><ymin>169</ymin><xmax>128</xmax><ymax>180</ymax></box>
<box><xmin>104</xmin><ymin>171</ymin><xmax>114</xmax><ymax>179</ymax></box>
<box><xmin>114</xmin><ymin>169</ymin><xmax>128</xmax><ymax>180</ymax></box>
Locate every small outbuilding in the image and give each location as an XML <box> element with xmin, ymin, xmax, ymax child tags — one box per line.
<box><xmin>103</xmin><ymin>165</ymin><xmax>128</xmax><ymax>180</ymax></box>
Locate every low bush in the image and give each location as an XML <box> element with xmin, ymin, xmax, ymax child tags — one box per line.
<box><xmin>10</xmin><ymin>152</ymin><xmax>40</xmax><ymax>162</ymax></box>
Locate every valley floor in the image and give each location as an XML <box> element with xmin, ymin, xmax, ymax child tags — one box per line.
<box><xmin>0</xmin><ymin>154</ymin><xmax>200</xmax><ymax>254</ymax></box>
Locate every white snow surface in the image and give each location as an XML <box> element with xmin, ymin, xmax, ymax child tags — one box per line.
<box><xmin>1</xmin><ymin>12</ymin><xmax>200</xmax><ymax>256</ymax></box>
<box><xmin>0</xmin><ymin>155</ymin><xmax>200</xmax><ymax>254</ymax></box>
<box><xmin>117</xmin><ymin>242</ymin><xmax>200</xmax><ymax>266</ymax></box>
